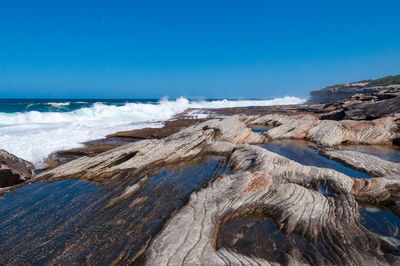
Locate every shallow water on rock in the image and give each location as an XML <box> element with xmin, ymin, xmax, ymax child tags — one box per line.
<box><xmin>360</xmin><ymin>207</ymin><xmax>400</xmax><ymax>246</ymax></box>
<box><xmin>218</xmin><ymin>217</ymin><xmax>342</xmax><ymax>264</ymax></box>
<box><xmin>0</xmin><ymin>156</ymin><xmax>229</xmax><ymax>265</ymax></box>
<box><xmin>340</xmin><ymin>144</ymin><xmax>400</xmax><ymax>163</ymax></box>
<box><xmin>228</xmin><ymin>139</ymin><xmax>400</xmax><ymax>262</ymax></box>
<box><xmin>262</xmin><ymin>139</ymin><xmax>372</xmax><ymax>179</ymax></box>
<box><xmin>218</xmin><ymin>209</ymin><xmax>400</xmax><ymax>264</ymax></box>
<box><xmin>250</xmin><ymin>125</ymin><xmax>272</xmax><ymax>133</ymax></box>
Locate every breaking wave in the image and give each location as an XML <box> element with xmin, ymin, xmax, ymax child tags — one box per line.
<box><xmin>0</xmin><ymin>96</ymin><xmax>305</xmax><ymax>166</ymax></box>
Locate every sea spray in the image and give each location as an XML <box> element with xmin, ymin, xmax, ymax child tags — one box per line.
<box><xmin>0</xmin><ymin>96</ymin><xmax>306</xmax><ymax>166</ymax></box>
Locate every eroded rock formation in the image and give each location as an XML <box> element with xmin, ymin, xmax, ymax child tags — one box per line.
<box><xmin>42</xmin><ymin>82</ymin><xmax>400</xmax><ymax>169</ymax></box>
<box><xmin>38</xmin><ymin>116</ymin><xmax>265</xmax><ymax>182</ymax></box>
<box><xmin>250</xmin><ymin>114</ymin><xmax>400</xmax><ymax>147</ymax></box>
<box><xmin>0</xmin><ymin>149</ymin><xmax>35</xmax><ymax>188</ymax></box>
<box><xmin>144</xmin><ymin>144</ymin><xmax>400</xmax><ymax>265</ymax></box>
<box><xmin>31</xmin><ymin>115</ymin><xmax>400</xmax><ymax>265</ymax></box>
<box><xmin>3</xmin><ymin>74</ymin><xmax>400</xmax><ymax>264</ymax></box>
<box><xmin>321</xmin><ymin>149</ymin><xmax>400</xmax><ymax>177</ymax></box>
<box><xmin>42</xmin><ymin>118</ymin><xmax>208</xmax><ymax>169</ymax></box>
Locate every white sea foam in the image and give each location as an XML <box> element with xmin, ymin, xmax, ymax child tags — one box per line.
<box><xmin>47</xmin><ymin>102</ymin><xmax>70</xmax><ymax>107</ymax></box>
<box><xmin>0</xmin><ymin>96</ymin><xmax>305</xmax><ymax>166</ymax></box>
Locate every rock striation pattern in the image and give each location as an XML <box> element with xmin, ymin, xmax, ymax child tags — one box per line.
<box><xmin>321</xmin><ymin>149</ymin><xmax>400</xmax><ymax>177</ymax></box>
<box><xmin>42</xmin><ymin>81</ymin><xmax>400</xmax><ymax>169</ymax></box>
<box><xmin>38</xmin><ymin>116</ymin><xmax>265</xmax><ymax>182</ymax></box>
<box><xmin>33</xmin><ymin>115</ymin><xmax>400</xmax><ymax>265</ymax></box>
<box><xmin>250</xmin><ymin>114</ymin><xmax>400</xmax><ymax>147</ymax></box>
<box><xmin>144</xmin><ymin>144</ymin><xmax>400</xmax><ymax>265</ymax></box>
<box><xmin>318</xmin><ymin>149</ymin><xmax>400</xmax><ymax>211</ymax></box>
<box><xmin>0</xmin><ymin>149</ymin><xmax>35</xmax><ymax>188</ymax></box>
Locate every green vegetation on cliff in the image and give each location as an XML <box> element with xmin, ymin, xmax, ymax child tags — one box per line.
<box><xmin>323</xmin><ymin>74</ymin><xmax>400</xmax><ymax>90</ymax></box>
<box><xmin>366</xmin><ymin>74</ymin><xmax>400</xmax><ymax>86</ymax></box>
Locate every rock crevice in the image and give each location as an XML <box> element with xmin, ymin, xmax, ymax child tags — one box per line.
<box><xmin>13</xmin><ymin>115</ymin><xmax>400</xmax><ymax>264</ymax></box>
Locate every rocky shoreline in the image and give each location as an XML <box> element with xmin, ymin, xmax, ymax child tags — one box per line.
<box><xmin>40</xmin><ymin>75</ymin><xmax>400</xmax><ymax>170</ymax></box>
<box><xmin>1</xmin><ymin>77</ymin><xmax>400</xmax><ymax>265</ymax></box>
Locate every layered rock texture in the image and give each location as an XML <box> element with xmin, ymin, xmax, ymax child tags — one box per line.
<box><xmin>0</xmin><ymin>149</ymin><xmax>34</xmax><ymax>188</ymax></box>
<box><xmin>250</xmin><ymin>114</ymin><xmax>400</xmax><ymax>147</ymax></box>
<box><xmin>42</xmin><ymin>118</ymin><xmax>207</xmax><ymax>169</ymax></box>
<box><xmin>321</xmin><ymin>149</ymin><xmax>400</xmax><ymax>177</ymax></box>
<box><xmin>145</xmin><ymin>144</ymin><xmax>400</xmax><ymax>265</ymax></box>
<box><xmin>42</xmin><ymin>76</ymin><xmax>400</xmax><ymax>169</ymax></box>
<box><xmin>18</xmin><ymin>115</ymin><xmax>397</xmax><ymax>265</ymax></box>
<box><xmin>308</xmin><ymin>76</ymin><xmax>400</xmax><ymax>120</ymax></box>
<box><xmin>309</xmin><ymin>74</ymin><xmax>400</xmax><ymax>104</ymax></box>
<box><xmin>2</xmin><ymin>75</ymin><xmax>400</xmax><ymax>264</ymax></box>
<box><xmin>38</xmin><ymin>117</ymin><xmax>265</xmax><ymax>182</ymax></box>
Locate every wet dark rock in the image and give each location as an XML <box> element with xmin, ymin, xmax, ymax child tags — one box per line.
<box><xmin>0</xmin><ymin>157</ymin><xmax>230</xmax><ymax>265</ymax></box>
<box><xmin>0</xmin><ymin>149</ymin><xmax>34</xmax><ymax>188</ymax></box>
<box><xmin>306</xmin><ymin>80</ymin><xmax>400</xmax><ymax>120</ymax></box>
<box><xmin>344</xmin><ymin>93</ymin><xmax>400</xmax><ymax>120</ymax></box>
<box><xmin>107</xmin><ymin>118</ymin><xmax>208</xmax><ymax>140</ymax></box>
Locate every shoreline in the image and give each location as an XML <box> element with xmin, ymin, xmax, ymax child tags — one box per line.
<box><xmin>41</xmin><ymin>117</ymin><xmax>210</xmax><ymax>170</ymax></box>
<box><xmin>0</xmin><ymin>97</ymin><xmax>307</xmax><ymax>168</ymax></box>
<box><xmin>2</xmin><ymin>76</ymin><xmax>400</xmax><ymax>264</ymax></box>
<box><xmin>40</xmin><ymin>103</ymin><xmax>318</xmax><ymax>170</ymax></box>
<box><xmin>41</xmin><ymin>94</ymin><xmax>400</xmax><ymax>170</ymax></box>
<box><xmin>32</xmin><ymin>111</ymin><xmax>400</xmax><ymax>264</ymax></box>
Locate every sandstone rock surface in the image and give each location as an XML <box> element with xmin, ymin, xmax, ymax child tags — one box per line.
<box><xmin>321</xmin><ymin>149</ymin><xmax>400</xmax><ymax>177</ymax></box>
<box><xmin>34</xmin><ymin>115</ymin><xmax>400</xmax><ymax>265</ymax></box>
<box><xmin>144</xmin><ymin>143</ymin><xmax>400</xmax><ymax>265</ymax></box>
<box><xmin>38</xmin><ymin>116</ymin><xmax>265</xmax><ymax>181</ymax></box>
<box><xmin>42</xmin><ymin>82</ymin><xmax>400</xmax><ymax>169</ymax></box>
<box><xmin>250</xmin><ymin>114</ymin><xmax>400</xmax><ymax>147</ymax></box>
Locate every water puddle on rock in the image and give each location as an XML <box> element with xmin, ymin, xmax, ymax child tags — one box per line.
<box><xmin>218</xmin><ymin>217</ymin><xmax>340</xmax><ymax>264</ymax></box>
<box><xmin>360</xmin><ymin>207</ymin><xmax>400</xmax><ymax>247</ymax></box>
<box><xmin>339</xmin><ymin>144</ymin><xmax>400</xmax><ymax>163</ymax></box>
<box><xmin>262</xmin><ymin>139</ymin><xmax>371</xmax><ymax>179</ymax></box>
<box><xmin>218</xmin><ymin>210</ymin><xmax>400</xmax><ymax>264</ymax></box>
<box><xmin>250</xmin><ymin>125</ymin><xmax>273</xmax><ymax>133</ymax></box>
<box><xmin>218</xmin><ymin>204</ymin><xmax>400</xmax><ymax>264</ymax></box>
<box><xmin>258</xmin><ymin>139</ymin><xmax>400</xmax><ymax>258</ymax></box>
<box><xmin>0</xmin><ymin>156</ymin><xmax>229</xmax><ymax>265</ymax></box>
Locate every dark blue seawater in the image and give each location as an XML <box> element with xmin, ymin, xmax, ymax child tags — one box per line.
<box><xmin>0</xmin><ymin>98</ymin><xmax>160</xmax><ymax>113</ymax></box>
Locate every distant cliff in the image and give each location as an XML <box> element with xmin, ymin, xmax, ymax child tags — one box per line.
<box><xmin>308</xmin><ymin>74</ymin><xmax>400</xmax><ymax>104</ymax></box>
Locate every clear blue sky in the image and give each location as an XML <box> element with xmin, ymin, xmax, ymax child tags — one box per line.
<box><xmin>1</xmin><ymin>0</ymin><xmax>400</xmax><ymax>99</ymax></box>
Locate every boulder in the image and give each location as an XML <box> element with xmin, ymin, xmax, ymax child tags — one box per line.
<box><xmin>0</xmin><ymin>149</ymin><xmax>35</xmax><ymax>188</ymax></box>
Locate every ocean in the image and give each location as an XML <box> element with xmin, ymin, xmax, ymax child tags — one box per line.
<box><xmin>0</xmin><ymin>97</ymin><xmax>306</xmax><ymax>166</ymax></box>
